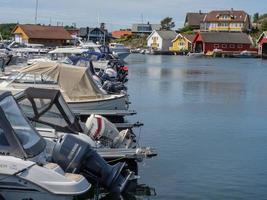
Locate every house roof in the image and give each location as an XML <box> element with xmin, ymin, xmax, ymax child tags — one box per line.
<box><xmin>181</xmin><ymin>33</ymin><xmax>196</xmax><ymax>43</ymax></box>
<box><xmin>185</xmin><ymin>12</ymin><xmax>206</xmax><ymax>27</ymax></box>
<box><xmin>197</xmin><ymin>32</ymin><xmax>252</xmax><ymax>44</ymax></box>
<box><xmin>78</xmin><ymin>27</ymin><xmax>107</xmax><ymax>37</ymax></box>
<box><xmin>257</xmin><ymin>31</ymin><xmax>267</xmax><ymax>44</ymax></box>
<box><xmin>13</xmin><ymin>24</ymin><xmax>72</xmax><ymax>40</ymax></box>
<box><xmin>156</xmin><ymin>30</ymin><xmax>177</xmax><ymax>40</ymax></box>
<box><xmin>132</xmin><ymin>23</ymin><xmax>161</xmax><ymax>32</ymax></box>
<box><xmin>172</xmin><ymin>33</ymin><xmax>196</xmax><ymax>43</ymax></box>
<box><xmin>202</xmin><ymin>10</ymin><xmax>249</xmax><ymax>22</ymax></box>
<box><xmin>112</xmin><ymin>30</ymin><xmax>132</xmax><ymax>38</ymax></box>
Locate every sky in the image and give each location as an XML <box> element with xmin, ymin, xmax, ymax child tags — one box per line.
<box><xmin>0</xmin><ymin>0</ymin><xmax>266</xmax><ymax>30</ymax></box>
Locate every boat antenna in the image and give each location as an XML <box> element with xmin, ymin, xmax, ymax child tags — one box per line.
<box><xmin>35</xmin><ymin>0</ymin><xmax>39</xmax><ymax>24</ymax></box>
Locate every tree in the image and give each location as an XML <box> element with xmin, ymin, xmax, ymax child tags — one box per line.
<box><xmin>261</xmin><ymin>19</ymin><xmax>267</xmax><ymax>31</ymax></box>
<box><xmin>160</xmin><ymin>17</ymin><xmax>175</xmax><ymax>30</ymax></box>
<box><xmin>253</xmin><ymin>13</ymin><xmax>259</xmax><ymax>23</ymax></box>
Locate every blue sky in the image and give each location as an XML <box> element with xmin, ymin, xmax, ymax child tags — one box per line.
<box><xmin>0</xmin><ymin>0</ymin><xmax>266</xmax><ymax>30</ymax></box>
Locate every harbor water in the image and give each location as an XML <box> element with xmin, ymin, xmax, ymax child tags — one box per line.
<box><xmin>126</xmin><ymin>54</ymin><xmax>267</xmax><ymax>199</ymax></box>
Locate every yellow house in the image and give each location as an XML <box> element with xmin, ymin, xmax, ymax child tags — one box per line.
<box><xmin>170</xmin><ymin>33</ymin><xmax>195</xmax><ymax>52</ymax></box>
<box><xmin>12</xmin><ymin>24</ymin><xmax>72</xmax><ymax>46</ymax></box>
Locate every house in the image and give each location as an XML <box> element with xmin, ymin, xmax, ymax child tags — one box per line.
<box><xmin>257</xmin><ymin>32</ymin><xmax>267</xmax><ymax>58</ymax></box>
<box><xmin>192</xmin><ymin>32</ymin><xmax>253</xmax><ymax>53</ymax></box>
<box><xmin>12</xmin><ymin>24</ymin><xmax>72</xmax><ymax>46</ymax></box>
<box><xmin>112</xmin><ymin>29</ymin><xmax>132</xmax><ymax>39</ymax></box>
<box><xmin>184</xmin><ymin>11</ymin><xmax>207</xmax><ymax>29</ymax></box>
<box><xmin>147</xmin><ymin>30</ymin><xmax>177</xmax><ymax>51</ymax></box>
<box><xmin>66</xmin><ymin>28</ymin><xmax>79</xmax><ymax>38</ymax></box>
<box><xmin>132</xmin><ymin>23</ymin><xmax>161</xmax><ymax>35</ymax></box>
<box><xmin>78</xmin><ymin>27</ymin><xmax>109</xmax><ymax>44</ymax></box>
<box><xmin>170</xmin><ymin>33</ymin><xmax>195</xmax><ymax>52</ymax></box>
<box><xmin>200</xmin><ymin>9</ymin><xmax>252</xmax><ymax>32</ymax></box>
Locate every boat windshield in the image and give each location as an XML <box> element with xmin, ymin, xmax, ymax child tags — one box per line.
<box><xmin>58</xmin><ymin>94</ymin><xmax>75</xmax><ymax>124</ymax></box>
<box><xmin>0</xmin><ymin>95</ymin><xmax>45</xmax><ymax>157</ymax></box>
<box><xmin>3</xmin><ymin>72</ymin><xmax>56</xmax><ymax>84</ymax></box>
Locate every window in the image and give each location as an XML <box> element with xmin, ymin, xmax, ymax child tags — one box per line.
<box><xmin>237</xmin><ymin>44</ymin><xmax>243</xmax><ymax>48</ymax></box>
<box><xmin>214</xmin><ymin>44</ymin><xmax>220</xmax><ymax>48</ymax></box>
<box><xmin>0</xmin><ymin>127</ymin><xmax>9</xmax><ymax>146</ymax></box>
<box><xmin>230</xmin><ymin>44</ymin><xmax>235</xmax><ymax>48</ymax></box>
<box><xmin>222</xmin><ymin>44</ymin><xmax>227</xmax><ymax>48</ymax></box>
<box><xmin>0</xmin><ymin>96</ymin><xmax>41</xmax><ymax>150</ymax></box>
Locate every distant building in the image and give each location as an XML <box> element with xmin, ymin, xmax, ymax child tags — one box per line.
<box><xmin>79</xmin><ymin>27</ymin><xmax>109</xmax><ymax>44</ymax></box>
<box><xmin>184</xmin><ymin>11</ymin><xmax>207</xmax><ymax>29</ymax></box>
<box><xmin>192</xmin><ymin>32</ymin><xmax>253</xmax><ymax>53</ymax></box>
<box><xmin>200</xmin><ymin>9</ymin><xmax>252</xmax><ymax>32</ymax></box>
<box><xmin>147</xmin><ymin>30</ymin><xmax>177</xmax><ymax>51</ymax></box>
<box><xmin>112</xmin><ymin>29</ymin><xmax>132</xmax><ymax>39</ymax></box>
<box><xmin>170</xmin><ymin>33</ymin><xmax>195</xmax><ymax>52</ymax></box>
<box><xmin>132</xmin><ymin>23</ymin><xmax>161</xmax><ymax>35</ymax></box>
<box><xmin>257</xmin><ymin>31</ymin><xmax>267</xmax><ymax>58</ymax></box>
<box><xmin>12</xmin><ymin>24</ymin><xmax>72</xmax><ymax>46</ymax></box>
<box><xmin>66</xmin><ymin>28</ymin><xmax>79</xmax><ymax>38</ymax></box>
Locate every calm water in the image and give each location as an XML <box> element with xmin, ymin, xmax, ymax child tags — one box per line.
<box><xmin>125</xmin><ymin>54</ymin><xmax>267</xmax><ymax>200</ymax></box>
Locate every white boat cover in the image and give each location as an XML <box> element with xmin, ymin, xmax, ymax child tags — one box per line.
<box><xmin>19</xmin><ymin>61</ymin><xmax>105</xmax><ymax>101</ymax></box>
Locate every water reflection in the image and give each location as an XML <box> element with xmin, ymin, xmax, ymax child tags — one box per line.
<box><xmin>133</xmin><ymin>66</ymin><xmax>247</xmax><ymax>102</ymax></box>
<box><xmin>97</xmin><ymin>184</ymin><xmax>156</xmax><ymax>200</ymax></box>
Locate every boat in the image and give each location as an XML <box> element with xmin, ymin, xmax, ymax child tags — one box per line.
<box><xmin>232</xmin><ymin>50</ymin><xmax>258</xmax><ymax>58</ymax></box>
<box><xmin>15</xmin><ymin>87</ymin><xmax>157</xmax><ymax>173</ymax></box>
<box><xmin>187</xmin><ymin>52</ymin><xmax>204</xmax><ymax>57</ymax></box>
<box><xmin>0</xmin><ymin>90</ymin><xmax>132</xmax><ymax>193</ymax></box>
<box><xmin>0</xmin><ymin>61</ymin><xmax>130</xmax><ymax>112</ymax></box>
<box><xmin>109</xmin><ymin>43</ymin><xmax>131</xmax><ymax>60</ymax></box>
<box><xmin>0</xmin><ymin>156</ymin><xmax>90</xmax><ymax>200</ymax></box>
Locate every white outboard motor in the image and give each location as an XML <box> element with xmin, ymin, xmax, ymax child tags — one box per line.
<box><xmin>85</xmin><ymin>114</ymin><xmax>136</xmax><ymax>148</ymax></box>
<box><xmin>105</xmin><ymin>67</ymin><xmax>117</xmax><ymax>80</ymax></box>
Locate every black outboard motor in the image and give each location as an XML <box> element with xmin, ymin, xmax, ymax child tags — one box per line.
<box><xmin>52</xmin><ymin>134</ymin><xmax>131</xmax><ymax>193</ymax></box>
<box><xmin>102</xmin><ymin>80</ymin><xmax>127</xmax><ymax>94</ymax></box>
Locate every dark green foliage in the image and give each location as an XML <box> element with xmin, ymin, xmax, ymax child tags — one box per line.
<box><xmin>253</xmin><ymin>13</ymin><xmax>259</xmax><ymax>23</ymax></box>
<box><xmin>160</xmin><ymin>17</ymin><xmax>175</xmax><ymax>30</ymax></box>
<box><xmin>178</xmin><ymin>25</ymin><xmax>195</xmax><ymax>33</ymax></box>
<box><xmin>0</xmin><ymin>23</ymin><xmax>17</xmax><ymax>39</ymax></box>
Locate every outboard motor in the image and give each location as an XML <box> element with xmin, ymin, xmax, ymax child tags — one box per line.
<box><xmin>102</xmin><ymin>80</ymin><xmax>127</xmax><ymax>94</ymax></box>
<box><xmin>85</xmin><ymin>114</ymin><xmax>136</xmax><ymax>148</ymax></box>
<box><xmin>52</xmin><ymin>134</ymin><xmax>131</xmax><ymax>193</ymax></box>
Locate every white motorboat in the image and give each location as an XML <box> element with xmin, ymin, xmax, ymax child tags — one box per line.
<box><xmin>0</xmin><ymin>91</ymin><xmax>133</xmax><ymax>194</ymax></box>
<box><xmin>15</xmin><ymin>87</ymin><xmax>157</xmax><ymax>166</ymax></box>
<box><xmin>0</xmin><ymin>61</ymin><xmax>129</xmax><ymax>113</ymax></box>
<box><xmin>109</xmin><ymin>43</ymin><xmax>131</xmax><ymax>61</ymax></box>
<box><xmin>0</xmin><ymin>156</ymin><xmax>90</xmax><ymax>200</ymax></box>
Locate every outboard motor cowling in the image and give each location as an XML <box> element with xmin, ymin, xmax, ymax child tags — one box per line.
<box><xmin>52</xmin><ymin>134</ymin><xmax>130</xmax><ymax>193</ymax></box>
<box><xmin>85</xmin><ymin>114</ymin><xmax>136</xmax><ymax>148</ymax></box>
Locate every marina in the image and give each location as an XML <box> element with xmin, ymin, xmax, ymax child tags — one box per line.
<box><xmin>1</xmin><ymin>0</ymin><xmax>267</xmax><ymax>199</ymax></box>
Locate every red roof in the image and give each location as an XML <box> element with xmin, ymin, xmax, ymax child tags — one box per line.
<box><xmin>203</xmin><ymin>10</ymin><xmax>248</xmax><ymax>23</ymax></box>
<box><xmin>13</xmin><ymin>24</ymin><xmax>72</xmax><ymax>40</ymax></box>
<box><xmin>112</xmin><ymin>30</ymin><xmax>132</xmax><ymax>38</ymax></box>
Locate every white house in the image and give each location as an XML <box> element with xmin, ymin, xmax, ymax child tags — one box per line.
<box><xmin>147</xmin><ymin>30</ymin><xmax>177</xmax><ymax>51</ymax></box>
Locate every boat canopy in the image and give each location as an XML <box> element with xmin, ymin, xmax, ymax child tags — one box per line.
<box><xmin>19</xmin><ymin>61</ymin><xmax>105</xmax><ymax>101</ymax></box>
<box><xmin>0</xmin><ymin>91</ymin><xmax>46</xmax><ymax>159</ymax></box>
<box><xmin>15</xmin><ymin>87</ymin><xmax>83</xmax><ymax>133</ymax></box>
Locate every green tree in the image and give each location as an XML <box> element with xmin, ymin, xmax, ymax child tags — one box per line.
<box><xmin>253</xmin><ymin>13</ymin><xmax>259</xmax><ymax>23</ymax></box>
<box><xmin>160</xmin><ymin>17</ymin><xmax>175</xmax><ymax>30</ymax></box>
<box><xmin>261</xmin><ymin>19</ymin><xmax>267</xmax><ymax>31</ymax></box>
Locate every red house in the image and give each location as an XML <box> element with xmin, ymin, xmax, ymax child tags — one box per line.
<box><xmin>257</xmin><ymin>32</ymin><xmax>267</xmax><ymax>58</ymax></box>
<box><xmin>192</xmin><ymin>32</ymin><xmax>253</xmax><ymax>53</ymax></box>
